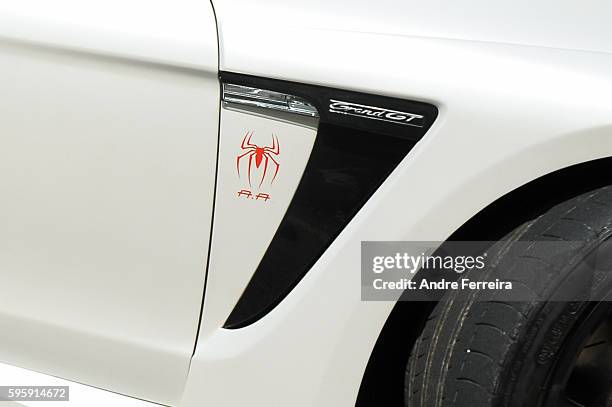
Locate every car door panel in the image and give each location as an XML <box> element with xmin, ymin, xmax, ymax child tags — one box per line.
<box><xmin>0</xmin><ymin>1</ymin><xmax>219</xmax><ymax>404</ymax></box>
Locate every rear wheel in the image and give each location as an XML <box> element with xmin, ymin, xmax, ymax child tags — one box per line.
<box><xmin>405</xmin><ymin>186</ymin><xmax>612</xmax><ymax>407</ymax></box>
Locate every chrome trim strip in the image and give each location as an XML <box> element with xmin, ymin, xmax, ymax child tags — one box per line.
<box><xmin>222</xmin><ymin>83</ymin><xmax>319</xmax><ymax>118</ymax></box>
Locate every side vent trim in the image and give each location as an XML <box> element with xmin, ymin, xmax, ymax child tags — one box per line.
<box><xmin>222</xmin><ymin>72</ymin><xmax>438</xmax><ymax>329</ymax></box>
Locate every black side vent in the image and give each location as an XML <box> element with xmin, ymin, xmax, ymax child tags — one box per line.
<box><xmin>222</xmin><ymin>72</ymin><xmax>438</xmax><ymax>328</ymax></box>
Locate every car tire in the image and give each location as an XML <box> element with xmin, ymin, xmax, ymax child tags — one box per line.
<box><xmin>404</xmin><ymin>185</ymin><xmax>612</xmax><ymax>407</ymax></box>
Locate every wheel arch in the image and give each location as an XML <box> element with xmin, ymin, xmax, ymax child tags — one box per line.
<box><xmin>356</xmin><ymin>155</ymin><xmax>612</xmax><ymax>405</ymax></box>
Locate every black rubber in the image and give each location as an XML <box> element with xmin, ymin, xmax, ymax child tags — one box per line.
<box><xmin>405</xmin><ymin>185</ymin><xmax>612</xmax><ymax>407</ymax></box>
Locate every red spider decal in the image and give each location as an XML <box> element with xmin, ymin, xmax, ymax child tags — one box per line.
<box><xmin>236</xmin><ymin>131</ymin><xmax>280</xmax><ymax>187</ymax></box>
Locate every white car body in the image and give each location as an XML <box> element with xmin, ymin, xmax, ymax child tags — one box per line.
<box><xmin>1</xmin><ymin>0</ymin><xmax>611</xmax><ymax>406</ymax></box>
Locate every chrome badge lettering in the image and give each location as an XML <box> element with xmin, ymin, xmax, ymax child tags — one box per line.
<box><xmin>328</xmin><ymin>100</ymin><xmax>424</xmax><ymax>127</ymax></box>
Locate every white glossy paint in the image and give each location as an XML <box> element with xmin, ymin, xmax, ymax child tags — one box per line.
<box><xmin>183</xmin><ymin>1</ymin><xmax>612</xmax><ymax>406</ymax></box>
<box><xmin>0</xmin><ymin>0</ymin><xmax>217</xmax><ymax>71</ymax></box>
<box><xmin>3</xmin><ymin>0</ymin><xmax>612</xmax><ymax>406</ymax></box>
<box><xmin>0</xmin><ymin>1</ymin><xmax>218</xmax><ymax>405</ymax></box>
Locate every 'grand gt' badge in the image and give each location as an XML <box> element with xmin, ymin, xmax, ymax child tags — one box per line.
<box><xmin>329</xmin><ymin>99</ymin><xmax>424</xmax><ymax>128</ymax></box>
